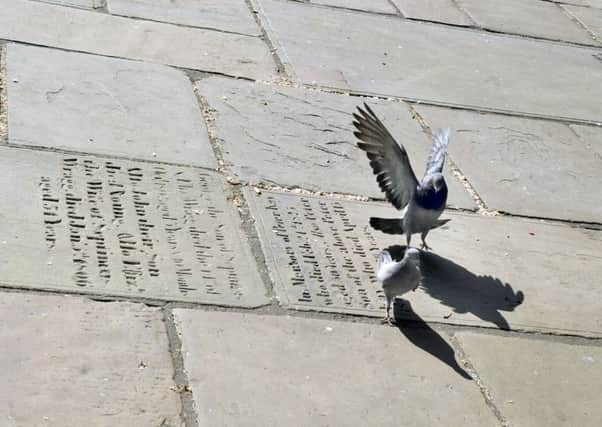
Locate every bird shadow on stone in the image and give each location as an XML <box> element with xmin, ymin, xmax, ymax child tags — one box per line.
<box><xmin>385</xmin><ymin>245</ymin><xmax>524</xmax><ymax>331</ymax></box>
<box><xmin>393</xmin><ymin>300</ymin><xmax>472</xmax><ymax>380</ymax></box>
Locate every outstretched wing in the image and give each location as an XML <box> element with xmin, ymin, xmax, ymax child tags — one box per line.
<box><xmin>424</xmin><ymin>128</ymin><xmax>450</xmax><ymax>177</ymax></box>
<box><xmin>353</xmin><ymin>103</ymin><xmax>418</xmax><ymax>210</ymax></box>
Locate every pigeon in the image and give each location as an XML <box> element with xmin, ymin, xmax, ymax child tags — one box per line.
<box><xmin>353</xmin><ymin>103</ymin><xmax>451</xmax><ymax>250</ymax></box>
<box><xmin>377</xmin><ymin>246</ymin><xmax>422</xmax><ymax>325</ymax></box>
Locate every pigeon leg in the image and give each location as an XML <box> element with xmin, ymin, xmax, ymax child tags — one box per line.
<box><xmin>406</xmin><ymin>233</ymin><xmax>412</xmax><ymax>249</ymax></box>
<box><xmin>420</xmin><ymin>231</ymin><xmax>431</xmax><ymax>251</ymax></box>
<box><xmin>381</xmin><ymin>297</ymin><xmax>394</xmax><ymax>326</ymax></box>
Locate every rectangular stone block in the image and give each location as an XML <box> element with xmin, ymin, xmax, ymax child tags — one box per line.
<box><xmin>456</xmin><ymin>331</ymin><xmax>602</xmax><ymax>427</ymax></box>
<box><xmin>0</xmin><ymin>0</ymin><xmax>276</xmax><ymax>80</ymax></box>
<box><xmin>256</xmin><ymin>0</ymin><xmax>602</xmax><ymax>122</ymax></box>
<box><xmin>197</xmin><ymin>76</ymin><xmax>475</xmax><ymax>209</ymax></box>
<box><xmin>457</xmin><ymin>0</ymin><xmax>596</xmax><ymax>45</ymax></box>
<box><xmin>0</xmin><ymin>292</ymin><xmax>180</xmax><ymax>426</ymax></box>
<box><xmin>0</xmin><ymin>147</ymin><xmax>268</xmax><ymax>306</ymax></box>
<box><xmin>391</xmin><ymin>0</ymin><xmax>472</xmax><ymax>25</ymax></box>
<box><xmin>7</xmin><ymin>43</ymin><xmax>216</xmax><ymax>168</ymax></box>
<box><xmin>173</xmin><ymin>310</ymin><xmax>499</xmax><ymax>426</ymax></box>
<box><xmin>246</xmin><ymin>189</ymin><xmax>602</xmax><ymax>336</ymax></box>
<box><xmin>413</xmin><ymin>104</ymin><xmax>602</xmax><ymax>222</ymax></box>
<box><xmin>107</xmin><ymin>0</ymin><xmax>260</xmax><ymax>36</ymax></box>
<box><xmin>311</xmin><ymin>0</ymin><xmax>398</xmax><ymax>14</ymax></box>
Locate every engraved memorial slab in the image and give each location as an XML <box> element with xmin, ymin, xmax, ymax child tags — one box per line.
<box><xmin>0</xmin><ymin>147</ymin><xmax>268</xmax><ymax>306</ymax></box>
<box><xmin>246</xmin><ymin>189</ymin><xmax>602</xmax><ymax>336</ymax></box>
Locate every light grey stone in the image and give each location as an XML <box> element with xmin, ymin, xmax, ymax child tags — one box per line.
<box><xmin>456</xmin><ymin>331</ymin><xmax>602</xmax><ymax>427</ymax></box>
<box><xmin>173</xmin><ymin>309</ymin><xmax>499</xmax><ymax>426</ymax></box>
<box><xmin>39</xmin><ymin>0</ymin><xmax>103</xmax><ymax>8</ymax></box>
<box><xmin>246</xmin><ymin>189</ymin><xmax>602</xmax><ymax>336</ymax></box>
<box><xmin>391</xmin><ymin>0</ymin><xmax>472</xmax><ymax>25</ymax></box>
<box><xmin>564</xmin><ymin>4</ymin><xmax>602</xmax><ymax>40</ymax></box>
<box><xmin>256</xmin><ymin>0</ymin><xmax>602</xmax><ymax>122</ymax></box>
<box><xmin>107</xmin><ymin>0</ymin><xmax>260</xmax><ymax>36</ymax></box>
<box><xmin>197</xmin><ymin>76</ymin><xmax>475</xmax><ymax>209</ymax></box>
<box><xmin>7</xmin><ymin>43</ymin><xmax>215</xmax><ymax>168</ymax></box>
<box><xmin>0</xmin><ymin>292</ymin><xmax>180</xmax><ymax>426</ymax></box>
<box><xmin>413</xmin><ymin>104</ymin><xmax>602</xmax><ymax>222</ymax></box>
<box><xmin>457</xmin><ymin>0</ymin><xmax>596</xmax><ymax>45</ymax></box>
<box><xmin>311</xmin><ymin>0</ymin><xmax>398</xmax><ymax>14</ymax></box>
<box><xmin>0</xmin><ymin>147</ymin><xmax>268</xmax><ymax>306</ymax></box>
<box><xmin>0</xmin><ymin>0</ymin><xmax>275</xmax><ymax>80</ymax></box>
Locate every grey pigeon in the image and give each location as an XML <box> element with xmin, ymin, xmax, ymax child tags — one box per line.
<box><xmin>353</xmin><ymin>103</ymin><xmax>451</xmax><ymax>250</ymax></box>
<box><xmin>377</xmin><ymin>246</ymin><xmax>422</xmax><ymax>325</ymax></box>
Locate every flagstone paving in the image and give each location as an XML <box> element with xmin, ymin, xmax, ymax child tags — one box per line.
<box><xmin>1</xmin><ymin>0</ymin><xmax>601</xmax><ymax>425</ymax></box>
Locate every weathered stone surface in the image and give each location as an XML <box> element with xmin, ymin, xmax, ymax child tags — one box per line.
<box><xmin>413</xmin><ymin>104</ymin><xmax>602</xmax><ymax>222</ymax></box>
<box><xmin>41</xmin><ymin>0</ymin><xmax>103</xmax><ymax>8</ymax></box>
<box><xmin>173</xmin><ymin>309</ymin><xmax>498</xmax><ymax>425</ymax></box>
<box><xmin>107</xmin><ymin>0</ymin><xmax>260</xmax><ymax>36</ymax></box>
<box><xmin>7</xmin><ymin>43</ymin><xmax>215</xmax><ymax>168</ymax></box>
<box><xmin>256</xmin><ymin>0</ymin><xmax>602</xmax><ymax>122</ymax></box>
<box><xmin>0</xmin><ymin>147</ymin><xmax>268</xmax><ymax>306</ymax></box>
<box><xmin>391</xmin><ymin>0</ymin><xmax>472</xmax><ymax>25</ymax></box>
<box><xmin>457</xmin><ymin>0</ymin><xmax>596</xmax><ymax>45</ymax></box>
<box><xmin>456</xmin><ymin>331</ymin><xmax>602</xmax><ymax>426</ymax></box>
<box><xmin>0</xmin><ymin>0</ymin><xmax>275</xmax><ymax>80</ymax></box>
<box><xmin>0</xmin><ymin>292</ymin><xmax>180</xmax><ymax>426</ymax></box>
<box><xmin>197</xmin><ymin>76</ymin><xmax>475</xmax><ymax>209</ymax></box>
<box><xmin>246</xmin><ymin>189</ymin><xmax>602</xmax><ymax>336</ymax></box>
<box><xmin>311</xmin><ymin>0</ymin><xmax>398</xmax><ymax>14</ymax></box>
<box><xmin>564</xmin><ymin>4</ymin><xmax>602</xmax><ymax>40</ymax></box>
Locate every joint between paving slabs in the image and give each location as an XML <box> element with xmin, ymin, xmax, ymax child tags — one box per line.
<box><xmin>162</xmin><ymin>307</ymin><xmax>199</xmax><ymax>427</ymax></box>
<box><xmin>447</xmin><ymin>333</ymin><xmax>510</xmax><ymax>427</ymax></box>
<box><xmin>0</xmin><ymin>42</ymin><xmax>7</xmax><ymax>144</ymax></box>
<box><xmin>245</xmin><ymin>0</ymin><xmax>290</xmax><ymax>77</ymax></box>
<box><xmin>192</xmin><ymin>82</ymin><xmax>278</xmax><ymax>301</ymax></box>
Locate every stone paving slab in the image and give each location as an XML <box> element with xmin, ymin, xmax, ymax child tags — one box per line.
<box><xmin>256</xmin><ymin>0</ymin><xmax>602</xmax><ymax>122</ymax></box>
<box><xmin>0</xmin><ymin>146</ymin><xmax>268</xmax><ymax>306</ymax></box>
<box><xmin>456</xmin><ymin>331</ymin><xmax>602</xmax><ymax>426</ymax></box>
<box><xmin>0</xmin><ymin>292</ymin><xmax>180</xmax><ymax>426</ymax></box>
<box><xmin>413</xmin><ymin>104</ymin><xmax>602</xmax><ymax>223</ymax></box>
<box><xmin>564</xmin><ymin>4</ymin><xmax>602</xmax><ymax>40</ymax></box>
<box><xmin>0</xmin><ymin>0</ymin><xmax>276</xmax><ymax>80</ymax></box>
<box><xmin>197</xmin><ymin>76</ymin><xmax>475</xmax><ymax>209</ymax></box>
<box><xmin>7</xmin><ymin>43</ymin><xmax>216</xmax><ymax>168</ymax></box>
<box><xmin>246</xmin><ymin>189</ymin><xmax>602</xmax><ymax>336</ymax></box>
<box><xmin>457</xmin><ymin>0</ymin><xmax>596</xmax><ymax>45</ymax></box>
<box><xmin>311</xmin><ymin>0</ymin><xmax>398</xmax><ymax>14</ymax></box>
<box><xmin>107</xmin><ymin>0</ymin><xmax>261</xmax><ymax>36</ymax></box>
<box><xmin>391</xmin><ymin>0</ymin><xmax>473</xmax><ymax>26</ymax></box>
<box><xmin>173</xmin><ymin>309</ymin><xmax>499</xmax><ymax>426</ymax></box>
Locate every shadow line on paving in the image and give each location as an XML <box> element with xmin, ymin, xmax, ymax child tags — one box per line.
<box><xmin>387</xmin><ymin>245</ymin><xmax>524</xmax><ymax>331</ymax></box>
<box><xmin>393</xmin><ymin>300</ymin><xmax>472</xmax><ymax>380</ymax></box>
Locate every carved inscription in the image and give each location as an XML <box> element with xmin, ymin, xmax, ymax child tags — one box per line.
<box><xmin>255</xmin><ymin>191</ymin><xmax>386</xmax><ymax>311</ymax></box>
<box><xmin>38</xmin><ymin>157</ymin><xmax>247</xmax><ymax>300</ymax></box>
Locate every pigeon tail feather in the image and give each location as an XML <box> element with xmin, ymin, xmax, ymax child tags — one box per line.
<box><xmin>370</xmin><ymin>217</ymin><xmax>404</xmax><ymax>234</ymax></box>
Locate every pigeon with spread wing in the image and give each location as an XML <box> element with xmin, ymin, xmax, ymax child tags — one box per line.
<box><xmin>353</xmin><ymin>103</ymin><xmax>451</xmax><ymax>250</ymax></box>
